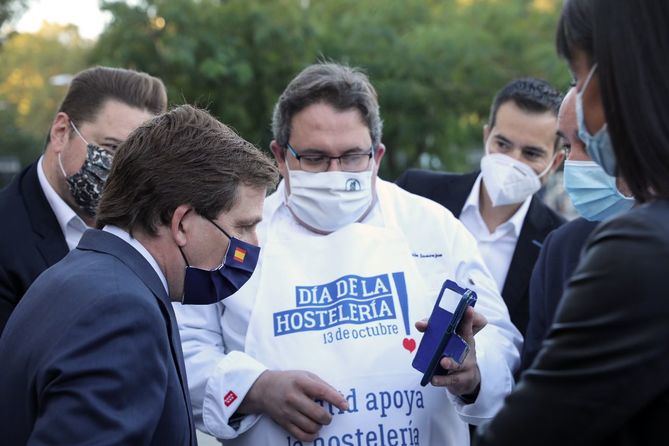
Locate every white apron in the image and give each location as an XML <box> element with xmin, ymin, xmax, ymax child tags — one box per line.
<box><xmin>228</xmin><ymin>194</ymin><xmax>467</xmax><ymax>446</ymax></box>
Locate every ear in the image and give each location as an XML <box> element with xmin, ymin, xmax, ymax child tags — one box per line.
<box><xmin>373</xmin><ymin>143</ymin><xmax>386</xmax><ymax>165</ymax></box>
<box><xmin>49</xmin><ymin>112</ymin><xmax>73</xmax><ymax>154</ymax></box>
<box><xmin>170</xmin><ymin>204</ymin><xmax>194</xmax><ymax>247</ymax></box>
<box><xmin>371</xmin><ymin>143</ymin><xmax>386</xmax><ymax>193</ymax></box>
<box><xmin>482</xmin><ymin>124</ymin><xmax>491</xmax><ymax>147</ymax></box>
<box><xmin>550</xmin><ymin>149</ymin><xmax>565</xmax><ymax>173</ymax></box>
<box><xmin>270</xmin><ymin>140</ymin><xmax>288</xmax><ymax>178</ymax></box>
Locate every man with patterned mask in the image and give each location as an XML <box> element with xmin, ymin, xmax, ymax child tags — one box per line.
<box><xmin>0</xmin><ymin>66</ymin><xmax>167</xmax><ymax>333</ymax></box>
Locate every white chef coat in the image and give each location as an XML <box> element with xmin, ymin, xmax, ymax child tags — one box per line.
<box><xmin>173</xmin><ymin>178</ymin><xmax>522</xmax><ymax>443</ymax></box>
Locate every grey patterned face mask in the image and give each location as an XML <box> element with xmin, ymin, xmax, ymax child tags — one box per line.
<box><xmin>58</xmin><ymin>122</ymin><xmax>113</xmax><ymax>216</ymax></box>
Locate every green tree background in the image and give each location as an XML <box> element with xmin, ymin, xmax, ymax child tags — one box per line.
<box><xmin>1</xmin><ymin>0</ymin><xmax>569</xmax><ymax>180</ymax></box>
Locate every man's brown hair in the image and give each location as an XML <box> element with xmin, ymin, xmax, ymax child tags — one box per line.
<box><xmin>48</xmin><ymin>66</ymin><xmax>167</xmax><ymax>143</ymax></box>
<box><xmin>272</xmin><ymin>62</ymin><xmax>383</xmax><ymax>149</ymax></box>
<box><xmin>96</xmin><ymin>105</ymin><xmax>279</xmax><ymax>235</ymax></box>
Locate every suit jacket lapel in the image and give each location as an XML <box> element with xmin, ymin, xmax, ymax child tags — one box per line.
<box><xmin>20</xmin><ymin>162</ymin><xmax>69</xmax><ymax>266</ymax></box>
<box><xmin>501</xmin><ymin>197</ymin><xmax>548</xmax><ymax>312</ymax></box>
<box><xmin>441</xmin><ymin>171</ymin><xmax>479</xmax><ymax>218</ymax></box>
<box><xmin>161</xmin><ymin>299</ymin><xmax>197</xmax><ymax>445</ymax></box>
<box><xmin>77</xmin><ymin>230</ymin><xmax>196</xmax><ymax>444</ymax></box>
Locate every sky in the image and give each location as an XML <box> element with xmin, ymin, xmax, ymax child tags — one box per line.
<box><xmin>15</xmin><ymin>0</ymin><xmax>114</xmax><ymax>39</ymax></box>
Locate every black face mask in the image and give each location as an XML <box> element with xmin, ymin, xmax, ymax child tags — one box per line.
<box><xmin>58</xmin><ymin>122</ymin><xmax>113</xmax><ymax>216</ymax></box>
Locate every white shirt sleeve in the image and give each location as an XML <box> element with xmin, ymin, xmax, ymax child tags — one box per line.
<box><xmin>173</xmin><ymin>302</ymin><xmax>267</xmax><ymax>439</ymax></box>
<box><xmin>445</xmin><ymin>222</ymin><xmax>523</xmax><ymax>425</ymax></box>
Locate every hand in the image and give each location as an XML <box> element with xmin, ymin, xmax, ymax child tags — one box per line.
<box><xmin>238</xmin><ymin>370</ymin><xmax>348</xmax><ymax>442</ymax></box>
<box><xmin>415</xmin><ymin>306</ymin><xmax>487</xmax><ymax>398</ymax></box>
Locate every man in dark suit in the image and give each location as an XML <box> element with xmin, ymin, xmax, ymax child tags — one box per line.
<box><xmin>521</xmin><ymin>87</ymin><xmax>634</xmax><ymax>370</ymax></box>
<box><xmin>0</xmin><ymin>105</ymin><xmax>279</xmax><ymax>444</ymax></box>
<box><xmin>0</xmin><ymin>66</ymin><xmax>167</xmax><ymax>335</ymax></box>
<box><xmin>397</xmin><ymin>78</ymin><xmax>565</xmax><ymax>335</ymax></box>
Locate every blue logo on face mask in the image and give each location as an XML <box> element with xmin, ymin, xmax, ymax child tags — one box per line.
<box><xmin>345</xmin><ymin>178</ymin><xmax>362</xmax><ymax>191</ymax></box>
<box><xmin>273</xmin><ymin>273</ymin><xmax>410</xmax><ymax>336</ymax></box>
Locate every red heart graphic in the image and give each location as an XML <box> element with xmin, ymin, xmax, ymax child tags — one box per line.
<box><xmin>402</xmin><ymin>337</ymin><xmax>416</xmax><ymax>353</ymax></box>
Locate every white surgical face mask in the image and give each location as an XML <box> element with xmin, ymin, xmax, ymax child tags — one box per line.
<box><xmin>285</xmin><ymin>164</ymin><xmax>375</xmax><ymax>234</ymax></box>
<box><xmin>481</xmin><ymin>152</ymin><xmax>554</xmax><ymax>207</ymax></box>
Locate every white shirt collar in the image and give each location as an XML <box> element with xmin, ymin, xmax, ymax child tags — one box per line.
<box><xmin>37</xmin><ymin>156</ymin><xmax>89</xmax><ymax>249</ymax></box>
<box><xmin>461</xmin><ymin>174</ymin><xmax>532</xmax><ymax>238</ymax></box>
<box><xmin>102</xmin><ymin>225</ymin><xmax>169</xmax><ymax>294</ymax></box>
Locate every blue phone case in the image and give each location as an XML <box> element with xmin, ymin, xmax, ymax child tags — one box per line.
<box><xmin>412</xmin><ymin>280</ymin><xmax>477</xmax><ymax>387</ymax></box>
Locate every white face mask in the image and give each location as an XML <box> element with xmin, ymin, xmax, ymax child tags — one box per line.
<box><xmin>480</xmin><ymin>153</ymin><xmax>553</xmax><ymax>207</ymax></box>
<box><xmin>285</xmin><ymin>166</ymin><xmax>375</xmax><ymax>234</ymax></box>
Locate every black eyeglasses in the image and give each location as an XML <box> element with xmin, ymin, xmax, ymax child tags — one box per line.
<box><xmin>286</xmin><ymin>143</ymin><xmax>374</xmax><ymax>173</ymax></box>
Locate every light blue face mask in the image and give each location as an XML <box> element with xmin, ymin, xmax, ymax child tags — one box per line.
<box><xmin>563</xmin><ymin>160</ymin><xmax>634</xmax><ymax>221</ymax></box>
<box><xmin>575</xmin><ymin>63</ymin><xmax>618</xmax><ymax>177</ymax></box>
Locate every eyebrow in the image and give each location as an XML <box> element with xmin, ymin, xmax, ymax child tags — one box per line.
<box><xmin>496</xmin><ymin>134</ymin><xmax>547</xmax><ymax>154</ymax></box>
<box><xmin>299</xmin><ymin>146</ymin><xmax>370</xmax><ymax>155</ymax></box>
<box><xmin>494</xmin><ymin>135</ymin><xmax>513</xmax><ymax>145</ymax></box>
<box><xmin>235</xmin><ymin>217</ymin><xmax>263</xmax><ymax>227</ymax></box>
<box><xmin>522</xmin><ymin>145</ymin><xmax>548</xmax><ymax>154</ymax></box>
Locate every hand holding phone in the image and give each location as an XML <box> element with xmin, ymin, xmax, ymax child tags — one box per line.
<box><xmin>411</xmin><ymin>280</ymin><xmax>477</xmax><ymax>387</ymax></box>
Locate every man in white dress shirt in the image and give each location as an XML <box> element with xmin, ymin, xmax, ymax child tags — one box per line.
<box><xmin>175</xmin><ymin>62</ymin><xmax>522</xmax><ymax>446</ymax></box>
<box><xmin>397</xmin><ymin>78</ymin><xmax>566</xmax><ymax>335</ymax></box>
<box><xmin>0</xmin><ymin>66</ymin><xmax>167</xmax><ymax>334</ymax></box>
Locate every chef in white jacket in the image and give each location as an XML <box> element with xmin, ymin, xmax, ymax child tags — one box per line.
<box><xmin>174</xmin><ymin>62</ymin><xmax>522</xmax><ymax>446</ymax></box>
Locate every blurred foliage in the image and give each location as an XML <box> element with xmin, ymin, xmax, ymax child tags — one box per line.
<box><xmin>0</xmin><ymin>102</ymin><xmax>34</xmax><ymax>159</ymax></box>
<box><xmin>90</xmin><ymin>0</ymin><xmax>317</xmax><ymax>155</ymax></box>
<box><xmin>0</xmin><ymin>23</ymin><xmax>89</xmax><ymax>165</ymax></box>
<box><xmin>2</xmin><ymin>0</ymin><xmax>570</xmax><ymax>179</ymax></box>
<box><xmin>0</xmin><ymin>0</ymin><xmax>27</xmax><ymax>35</ymax></box>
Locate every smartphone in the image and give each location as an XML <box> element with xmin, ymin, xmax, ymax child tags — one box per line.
<box><xmin>411</xmin><ymin>280</ymin><xmax>477</xmax><ymax>387</ymax></box>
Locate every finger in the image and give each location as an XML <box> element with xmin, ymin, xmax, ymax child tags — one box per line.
<box><xmin>457</xmin><ymin>307</ymin><xmax>476</xmax><ymax>343</ymax></box>
<box><xmin>432</xmin><ymin>362</ymin><xmax>480</xmax><ymax>396</ymax></box>
<box><xmin>288</xmin><ymin>395</ymin><xmax>333</xmax><ymax>426</ymax></box>
<box><xmin>288</xmin><ymin>410</ymin><xmax>323</xmax><ymax>435</ymax></box>
<box><xmin>285</xmin><ymin>422</ymin><xmax>319</xmax><ymax>443</ymax></box>
<box><xmin>431</xmin><ymin>370</ymin><xmax>467</xmax><ymax>391</ymax></box>
<box><xmin>471</xmin><ymin>310</ymin><xmax>487</xmax><ymax>336</ymax></box>
<box><xmin>301</xmin><ymin>375</ymin><xmax>349</xmax><ymax>413</ymax></box>
<box><xmin>439</xmin><ymin>356</ymin><xmax>460</xmax><ymax>371</ymax></box>
<box><xmin>414</xmin><ymin>319</ymin><xmax>428</xmax><ymax>332</ymax></box>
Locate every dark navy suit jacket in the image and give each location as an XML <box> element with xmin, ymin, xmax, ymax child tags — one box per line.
<box><xmin>479</xmin><ymin>201</ymin><xmax>669</xmax><ymax>446</ymax></box>
<box><xmin>396</xmin><ymin>169</ymin><xmax>565</xmax><ymax>335</ymax></box>
<box><xmin>0</xmin><ymin>229</ymin><xmax>197</xmax><ymax>445</ymax></box>
<box><xmin>0</xmin><ymin>161</ymin><xmax>69</xmax><ymax>335</ymax></box>
<box><xmin>520</xmin><ymin>217</ymin><xmax>598</xmax><ymax>371</ymax></box>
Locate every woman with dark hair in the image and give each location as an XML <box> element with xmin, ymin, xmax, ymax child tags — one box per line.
<box><xmin>478</xmin><ymin>0</ymin><xmax>669</xmax><ymax>445</ymax></box>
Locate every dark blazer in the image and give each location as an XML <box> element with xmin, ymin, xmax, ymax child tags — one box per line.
<box><xmin>396</xmin><ymin>169</ymin><xmax>565</xmax><ymax>334</ymax></box>
<box><xmin>520</xmin><ymin>217</ymin><xmax>598</xmax><ymax>371</ymax></box>
<box><xmin>0</xmin><ymin>161</ymin><xmax>68</xmax><ymax>335</ymax></box>
<box><xmin>478</xmin><ymin>200</ymin><xmax>669</xmax><ymax>446</ymax></box>
<box><xmin>0</xmin><ymin>230</ymin><xmax>196</xmax><ymax>445</ymax></box>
